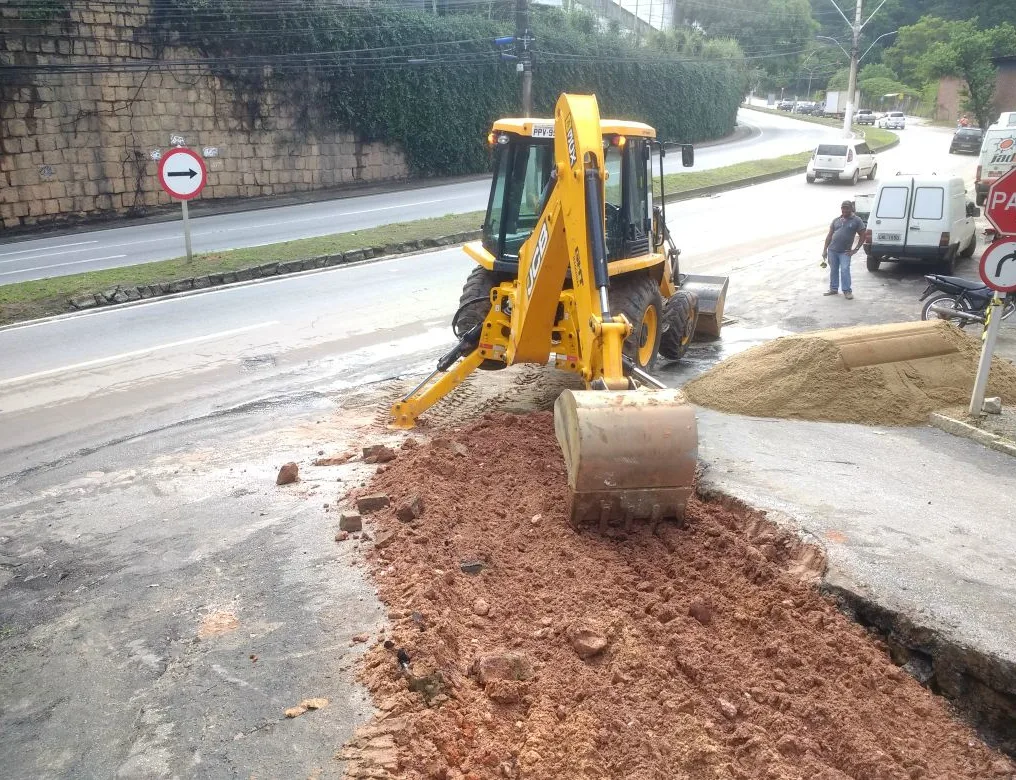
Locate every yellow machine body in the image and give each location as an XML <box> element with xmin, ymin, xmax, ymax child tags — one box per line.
<box><xmin>390</xmin><ymin>94</ymin><xmax>713</xmax><ymax>527</ymax></box>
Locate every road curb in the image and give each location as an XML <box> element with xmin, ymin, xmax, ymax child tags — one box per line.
<box><xmin>927</xmin><ymin>412</ymin><xmax>1016</xmax><ymax>458</ymax></box>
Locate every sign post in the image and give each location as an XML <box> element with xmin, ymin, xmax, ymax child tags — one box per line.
<box><xmin>157</xmin><ymin>146</ymin><xmax>207</xmax><ymax>262</ymax></box>
<box><xmin>969</xmin><ymin>238</ymin><xmax>1016</xmax><ymax>415</ymax></box>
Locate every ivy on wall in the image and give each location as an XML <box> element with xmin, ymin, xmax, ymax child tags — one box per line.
<box><xmin>146</xmin><ymin>1</ymin><xmax>744</xmax><ymax>176</ymax></box>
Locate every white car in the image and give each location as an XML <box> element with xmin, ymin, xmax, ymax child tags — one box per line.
<box><xmin>877</xmin><ymin>111</ymin><xmax>906</xmax><ymax>130</ymax></box>
<box><xmin>806</xmin><ymin>140</ymin><xmax>878</xmax><ymax>185</ymax></box>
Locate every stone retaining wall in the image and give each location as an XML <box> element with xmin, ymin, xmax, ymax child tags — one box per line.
<box><xmin>0</xmin><ymin>0</ymin><xmax>409</xmax><ymax>231</ymax></box>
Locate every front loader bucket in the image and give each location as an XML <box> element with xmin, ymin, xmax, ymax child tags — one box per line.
<box><xmin>553</xmin><ymin>388</ymin><xmax>698</xmax><ymax>532</ymax></box>
<box><xmin>680</xmin><ymin>274</ymin><xmax>729</xmax><ymax>338</ymax></box>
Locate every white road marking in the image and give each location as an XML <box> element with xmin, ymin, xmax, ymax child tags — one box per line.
<box><xmin>0</xmin><ymin>255</ymin><xmax>127</xmax><ymax>276</ymax></box>
<box><xmin>0</xmin><ymin>321</ymin><xmax>279</xmax><ymax>387</ymax></box>
<box><xmin>0</xmin><ymin>240</ymin><xmax>99</xmax><ymax>259</ymax></box>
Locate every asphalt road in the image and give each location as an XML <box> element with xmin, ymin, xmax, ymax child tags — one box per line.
<box><xmin>3</xmin><ymin>116</ymin><xmax>1014</xmax><ymax>777</ymax></box>
<box><xmin>0</xmin><ymin>108</ymin><xmax>841</xmax><ymax>284</ymax></box>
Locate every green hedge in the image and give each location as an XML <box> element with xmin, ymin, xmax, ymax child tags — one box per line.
<box><xmin>149</xmin><ymin>3</ymin><xmax>744</xmax><ymax>176</ymax></box>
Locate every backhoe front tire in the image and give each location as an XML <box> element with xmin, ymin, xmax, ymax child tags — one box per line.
<box><xmin>456</xmin><ymin>266</ymin><xmax>507</xmax><ymax>371</ymax></box>
<box><xmin>659</xmin><ymin>290</ymin><xmax>699</xmax><ymax>362</ymax></box>
<box><xmin>609</xmin><ymin>273</ymin><xmax>664</xmax><ymax>371</ymax></box>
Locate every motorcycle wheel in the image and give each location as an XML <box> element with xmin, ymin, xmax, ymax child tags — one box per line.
<box><xmin>921</xmin><ymin>292</ymin><xmax>977</xmax><ymax>330</ymax></box>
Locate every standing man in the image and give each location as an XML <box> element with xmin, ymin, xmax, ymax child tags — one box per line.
<box><xmin>822</xmin><ymin>200</ymin><xmax>866</xmax><ymax>299</ymax></box>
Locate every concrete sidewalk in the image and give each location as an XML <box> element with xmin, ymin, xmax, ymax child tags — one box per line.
<box><xmin>695</xmin><ymin>408</ymin><xmax>1016</xmax><ymax>753</ymax></box>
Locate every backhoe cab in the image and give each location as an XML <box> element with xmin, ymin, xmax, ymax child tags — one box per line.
<box><xmin>390</xmin><ymin>94</ymin><xmax>729</xmax><ymax>530</ymax></box>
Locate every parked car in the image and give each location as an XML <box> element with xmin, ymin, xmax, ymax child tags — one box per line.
<box><xmin>777</xmin><ymin>100</ymin><xmax>795</xmax><ymax>111</ymax></box>
<box><xmin>855</xmin><ymin>109</ymin><xmax>876</xmax><ymax>125</ymax></box>
<box><xmin>794</xmin><ymin>101</ymin><xmax>817</xmax><ymax>114</ymax></box>
<box><xmin>949</xmin><ymin>127</ymin><xmax>983</xmax><ymax>154</ymax></box>
<box><xmin>877</xmin><ymin>111</ymin><xmax>906</xmax><ymax>130</ymax></box>
<box><xmin>863</xmin><ymin>175</ymin><xmax>978</xmax><ymax>274</ymax></box>
<box><xmin>806</xmin><ymin>140</ymin><xmax>878</xmax><ymax>185</ymax></box>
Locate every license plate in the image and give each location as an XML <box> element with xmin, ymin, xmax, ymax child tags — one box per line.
<box><xmin>877</xmin><ymin>232</ymin><xmax>901</xmax><ymax>241</ymax></box>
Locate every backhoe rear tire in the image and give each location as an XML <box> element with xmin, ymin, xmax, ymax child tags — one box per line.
<box><xmin>609</xmin><ymin>273</ymin><xmax>664</xmax><ymax>371</ymax></box>
<box><xmin>456</xmin><ymin>266</ymin><xmax>508</xmax><ymax>371</ymax></box>
<box><xmin>659</xmin><ymin>290</ymin><xmax>699</xmax><ymax>362</ymax></box>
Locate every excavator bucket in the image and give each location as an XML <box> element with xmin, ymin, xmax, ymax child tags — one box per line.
<box><xmin>680</xmin><ymin>274</ymin><xmax>729</xmax><ymax>338</ymax></box>
<box><xmin>554</xmin><ymin>388</ymin><xmax>698</xmax><ymax>532</ymax></box>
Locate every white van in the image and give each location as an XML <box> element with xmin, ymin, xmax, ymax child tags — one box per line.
<box><xmin>975</xmin><ymin>124</ymin><xmax>1016</xmax><ymax>205</ymax></box>
<box><xmin>863</xmin><ymin>175</ymin><xmax>979</xmax><ymax>273</ymax></box>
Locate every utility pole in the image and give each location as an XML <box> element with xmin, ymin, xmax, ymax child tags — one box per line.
<box><xmin>843</xmin><ymin>0</ymin><xmax>862</xmax><ymax>136</ymax></box>
<box><xmin>516</xmin><ymin>0</ymin><xmax>532</xmax><ymax>116</ymax></box>
<box><xmin>826</xmin><ymin>0</ymin><xmax>888</xmax><ymax>136</ymax></box>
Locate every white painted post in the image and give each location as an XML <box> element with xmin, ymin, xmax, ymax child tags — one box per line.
<box><xmin>968</xmin><ymin>294</ymin><xmax>1004</xmax><ymax>416</ymax></box>
<box><xmin>181</xmin><ymin>199</ymin><xmax>193</xmax><ymax>263</ymax></box>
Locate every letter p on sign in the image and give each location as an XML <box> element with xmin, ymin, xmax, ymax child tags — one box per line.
<box><xmin>985</xmin><ymin>167</ymin><xmax>1016</xmax><ymax>236</ymax></box>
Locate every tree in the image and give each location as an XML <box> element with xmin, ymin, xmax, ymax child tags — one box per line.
<box><xmin>675</xmin><ymin>0</ymin><xmax>817</xmax><ymax>76</ymax></box>
<box><xmin>881</xmin><ymin>16</ymin><xmax>954</xmax><ymax>86</ymax></box>
<box><xmin>915</xmin><ymin>20</ymin><xmax>1016</xmax><ymax>128</ymax></box>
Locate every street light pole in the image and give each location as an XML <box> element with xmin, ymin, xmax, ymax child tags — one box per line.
<box><xmin>843</xmin><ymin>0</ymin><xmax>863</xmax><ymax>136</ymax></box>
<box><xmin>516</xmin><ymin>0</ymin><xmax>532</xmax><ymax>116</ymax></box>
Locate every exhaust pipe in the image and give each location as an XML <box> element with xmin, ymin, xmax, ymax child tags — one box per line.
<box><xmin>928</xmin><ymin>305</ymin><xmax>984</xmax><ymax>324</ymax></box>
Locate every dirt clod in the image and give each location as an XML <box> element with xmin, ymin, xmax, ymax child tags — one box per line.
<box><xmin>363</xmin><ymin>444</ymin><xmax>398</xmax><ymax>464</ymax></box>
<box><xmin>351</xmin><ymin>633</ymin><xmax>370</xmax><ymax>644</ymax></box>
<box><xmin>314</xmin><ymin>451</ymin><xmax>355</xmax><ymax>466</ymax></box>
<box><xmin>567</xmin><ymin>625</ymin><xmax>609</xmax><ymax>659</ymax></box>
<box><xmin>284</xmin><ymin>706</ymin><xmax>307</xmax><ymax>718</ymax></box>
<box><xmin>688</xmin><ymin>597</ymin><xmax>712</xmax><ymax>625</ymax></box>
<box><xmin>340</xmin><ymin>511</ymin><xmax>363</xmax><ymax>532</ymax></box>
<box><xmin>276</xmin><ymin>462</ymin><xmax>299</xmax><ymax>485</ymax></box>
<box><xmin>300</xmin><ymin>697</ymin><xmax>328</xmax><ymax>710</ymax></box>
<box><xmin>472</xmin><ymin>598</ymin><xmax>490</xmax><ymax>616</ymax></box>
<box><xmin>335</xmin><ymin>530</ymin><xmax>349</xmax><ymax>542</ymax></box>
<box><xmin>396</xmin><ymin>494</ymin><xmax>425</xmax><ymax>523</ymax></box>
<box><xmin>357</xmin><ymin>494</ymin><xmax>391</xmax><ymax>514</ymax></box>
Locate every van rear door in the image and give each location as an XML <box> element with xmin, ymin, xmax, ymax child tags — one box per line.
<box><xmin>907</xmin><ymin>184</ymin><xmax>945</xmax><ymax>249</ymax></box>
<box><xmin>872</xmin><ymin>180</ymin><xmax>911</xmax><ymax>248</ymax></box>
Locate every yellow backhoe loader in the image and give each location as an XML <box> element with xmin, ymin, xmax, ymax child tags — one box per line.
<box><xmin>390</xmin><ymin>93</ymin><xmax>728</xmax><ymax>530</ymax></box>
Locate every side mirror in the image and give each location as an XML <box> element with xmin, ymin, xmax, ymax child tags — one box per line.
<box><xmin>967</xmin><ymin>204</ymin><xmax>980</xmax><ymax>217</ymax></box>
<box><xmin>681</xmin><ymin>144</ymin><xmax>694</xmax><ymax>168</ymax></box>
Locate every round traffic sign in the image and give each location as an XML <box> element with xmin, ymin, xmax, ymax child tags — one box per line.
<box><xmin>158</xmin><ymin>147</ymin><xmax>207</xmax><ymax>200</ymax></box>
<box><xmin>978</xmin><ymin>238</ymin><xmax>1016</xmax><ymax>293</ymax></box>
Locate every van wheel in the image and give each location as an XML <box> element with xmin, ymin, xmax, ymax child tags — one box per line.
<box><xmin>806</xmin><ymin>174</ymin><xmax>816</xmax><ymax>184</ymax></box>
<box><xmin>868</xmin><ymin>163</ymin><xmax>877</xmax><ymax>181</ymax></box>
<box><xmin>850</xmin><ymin>169</ymin><xmax>859</xmax><ymax>185</ymax></box>
<box><xmin>976</xmin><ymin>192</ymin><xmax>986</xmax><ymax>207</ymax></box>
<box><xmin>866</xmin><ymin>255</ymin><xmax>881</xmax><ymax>272</ymax></box>
<box><xmin>940</xmin><ymin>254</ymin><xmax>956</xmax><ymax>275</ymax></box>
<box><xmin>960</xmin><ymin>235</ymin><xmax>976</xmax><ymax>258</ymax></box>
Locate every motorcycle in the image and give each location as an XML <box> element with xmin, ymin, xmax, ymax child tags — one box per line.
<box><xmin>919</xmin><ymin>274</ymin><xmax>1016</xmax><ymax>328</ymax></box>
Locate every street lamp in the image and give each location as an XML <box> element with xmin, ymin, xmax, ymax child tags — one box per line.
<box><xmin>859</xmin><ymin>30</ymin><xmax>899</xmax><ymax>64</ymax></box>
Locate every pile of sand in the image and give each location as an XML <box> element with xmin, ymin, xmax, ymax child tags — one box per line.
<box><xmin>684</xmin><ymin>320</ymin><xmax>1016</xmax><ymax>426</ymax></box>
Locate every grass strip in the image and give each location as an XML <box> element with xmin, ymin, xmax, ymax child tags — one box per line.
<box><xmin>0</xmin><ymin>121</ymin><xmax>896</xmax><ymax>326</ymax></box>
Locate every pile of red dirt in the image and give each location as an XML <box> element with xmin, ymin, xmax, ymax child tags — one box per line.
<box><xmin>341</xmin><ymin>412</ymin><xmax>1013</xmax><ymax>780</ymax></box>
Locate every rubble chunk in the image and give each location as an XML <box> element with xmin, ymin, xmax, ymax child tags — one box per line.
<box><xmin>276</xmin><ymin>462</ymin><xmax>299</xmax><ymax>485</ymax></box>
<box><xmin>396</xmin><ymin>494</ymin><xmax>425</xmax><ymax>523</ymax></box>
<box><xmin>357</xmin><ymin>494</ymin><xmax>391</xmax><ymax>513</ymax></box>
<box><xmin>340</xmin><ymin>512</ymin><xmax>363</xmax><ymax>532</ymax></box>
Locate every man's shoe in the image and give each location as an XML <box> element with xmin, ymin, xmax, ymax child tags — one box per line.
<box><xmin>823</xmin><ymin>290</ymin><xmax>839</xmax><ymax>296</ymax></box>
<box><xmin>844</xmin><ymin>292</ymin><xmax>854</xmax><ymax>299</ymax></box>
